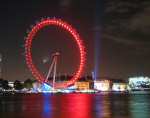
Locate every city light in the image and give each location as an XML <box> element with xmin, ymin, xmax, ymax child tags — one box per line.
<box><xmin>129</xmin><ymin>76</ymin><xmax>150</xmax><ymax>89</ymax></box>
<box><xmin>112</xmin><ymin>83</ymin><xmax>127</xmax><ymax>92</ymax></box>
<box><xmin>94</xmin><ymin>80</ymin><xmax>110</xmax><ymax>91</ymax></box>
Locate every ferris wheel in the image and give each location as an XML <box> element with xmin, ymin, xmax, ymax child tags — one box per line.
<box><xmin>24</xmin><ymin>18</ymin><xmax>86</xmax><ymax>89</ymax></box>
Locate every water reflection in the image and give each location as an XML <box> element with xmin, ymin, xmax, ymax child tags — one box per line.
<box><xmin>42</xmin><ymin>94</ymin><xmax>52</xmax><ymax>118</ymax></box>
<box><xmin>51</xmin><ymin>94</ymin><xmax>93</xmax><ymax>118</ymax></box>
<box><xmin>0</xmin><ymin>94</ymin><xmax>23</xmax><ymax>112</ymax></box>
<box><xmin>130</xmin><ymin>94</ymin><xmax>150</xmax><ymax>118</ymax></box>
<box><xmin>110</xmin><ymin>94</ymin><xmax>131</xmax><ymax>118</ymax></box>
<box><xmin>0</xmin><ymin>93</ymin><xmax>150</xmax><ymax>118</ymax></box>
<box><xmin>93</xmin><ymin>94</ymin><xmax>111</xmax><ymax>118</ymax></box>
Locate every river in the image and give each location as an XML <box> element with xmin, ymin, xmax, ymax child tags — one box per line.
<box><xmin>0</xmin><ymin>93</ymin><xmax>150</xmax><ymax>118</ymax></box>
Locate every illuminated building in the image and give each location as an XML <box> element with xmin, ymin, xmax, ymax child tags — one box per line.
<box><xmin>8</xmin><ymin>81</ymin><xmax>14</xmax><ymax>88</ymax></box>
<box><xmin>32</xmin><ymin>82</ymin><xmax>42</xmax><ymax>92</ymax></box>
<box><xmin>94</xmin><ymin>80</ymin><xmax>111</xmax><ymax>91</ymax></box>
<box><xmin>128</xmin><ymin>76</ymin><xmax>150</xmax><ymax>89</ymax></box>
<box><xmin>75</xmin><ymin>82</ymin><xmax>90</xmax><ymax>90</ymax></box>
<box><xmin>32</xmin><ymin>82</ymin><xmax>54</xmax><ymax>93</ymax></box>
<box><xmin>112</xmin><ymin>83</ymin><xmax>128</xmax><ymax>92</ymax></box>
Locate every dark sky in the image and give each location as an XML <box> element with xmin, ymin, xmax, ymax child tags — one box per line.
<box><xmin>0</xmin><ymin>0</ymin><xmax>150</xmax><ymax>81</ymax></box>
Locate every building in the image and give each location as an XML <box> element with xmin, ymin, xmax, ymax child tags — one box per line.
<box><xmin>8</xmin><ymin>81</ymin><xmax>14</xmax><ymax>88</ymax></box>
<box><xmin>112</xmin><ymin>83</ymin><xmax>128</xmax><ymax>92</ymax></box>
<box><xmin>128</xmin><ymin>76</ymin><xmax>150</xmax><ymax>89</ymax></box>
<box><xmin>75</xmin><ymin>82</ymin><xmax>91</xmax><ymax>90</ymax></box>
<box><xmin>94</xmin><ymin>80</ymin><xmax>111</xmax><ymax>91</ymax></box>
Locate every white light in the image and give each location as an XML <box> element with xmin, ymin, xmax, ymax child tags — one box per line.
<box><xmin>128</xmin><ymin>76</ymin><xmax>150</xmax><ymax>89</ymax></box>
<box><xmin>94</xmin><ymin>80</ymin><xmax>110</xmax><ymax>91</ymax></box>
<box><xmin>112</xmin><ymin>83</ymin><xmax>127</xmax><ymax>92</ymax></box>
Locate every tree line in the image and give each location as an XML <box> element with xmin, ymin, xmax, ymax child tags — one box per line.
<box><xmin>0</xmin><ymin>75</ymin><xmax>93</xmax><ymax>91</ymax></box>
<box><xmin>0</xmin><ymin>78</ymin><xmax>34</xmax><ymax>90</ymax></box>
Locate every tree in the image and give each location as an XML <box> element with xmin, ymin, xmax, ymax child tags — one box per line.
<box><xmin>0</xmin><ymin>78</ymin><xmax>3</xmax><ymax>88</ymax></box>
<box><xmin>14</xmin><ymin>80</ymin><xmax>23</xmax><ymax>90</ymax></box>
<box><xmin>2</xmin><ymin>80</ymin><xmax>10</xmax><ymax>90</ymax></box>
<box><xmin>0</xmin><ymin>79</ymin><xmax>10</xmax><ymax>90</ymax></box>
<box><xmin>24</xmin><ymin>78</ymin><xmax>33</xmax><ymax>89</ymax></box>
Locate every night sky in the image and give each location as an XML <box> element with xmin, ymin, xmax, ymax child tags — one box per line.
<box><xmin>0</xmin><ymin>0</ymin><xmax>150</xmax><ymax>81</ymax></box>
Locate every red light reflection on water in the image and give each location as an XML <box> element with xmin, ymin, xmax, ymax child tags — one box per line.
<box><xmin>51</xmin><ymin>93</ymin><xmax>93</xmax><ymax>118</ymax></box>
<box><xmin>22</xmin><ymin>94</ymin><xmax>93</xmax><ymax>118</ymax></box>
<box><xmin>1</xmin><ymin>93</ymin><xmax>146</xmax><ymax>118</ymax></box>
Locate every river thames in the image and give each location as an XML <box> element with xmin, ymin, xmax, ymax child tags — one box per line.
<box><xmin>0</xmin><ymin>93</ymin><xmax>150</xmax><ymax>118</ymax></box>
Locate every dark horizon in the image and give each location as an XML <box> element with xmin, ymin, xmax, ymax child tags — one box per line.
<box><xmin>0</xmin><ymin>0</ymin><xmax>150</xmax><ymax>81</ymax></box>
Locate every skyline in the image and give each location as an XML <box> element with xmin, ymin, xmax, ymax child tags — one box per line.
<box><xmin>0</xmin><ymin>0</ymin><xmax>150</xmax><ymax>81</ymax></box>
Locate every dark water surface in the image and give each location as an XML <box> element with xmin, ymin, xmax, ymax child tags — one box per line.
<box><xmin>0</xmin><ymin>93</ymin><xmax>150</xmax><ymax>118</ymax></box>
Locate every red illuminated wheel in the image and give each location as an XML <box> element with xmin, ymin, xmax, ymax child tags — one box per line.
<box><xmin>25</xmin><ymin>18</ymin><xmax>86</xmax><ymax>88</ymax></box>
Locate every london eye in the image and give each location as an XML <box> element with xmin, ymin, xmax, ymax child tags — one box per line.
<box><xmin>25</xmin><ymin>18</ymin><xmax>86</xmax><ymax>89</ymax></box>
